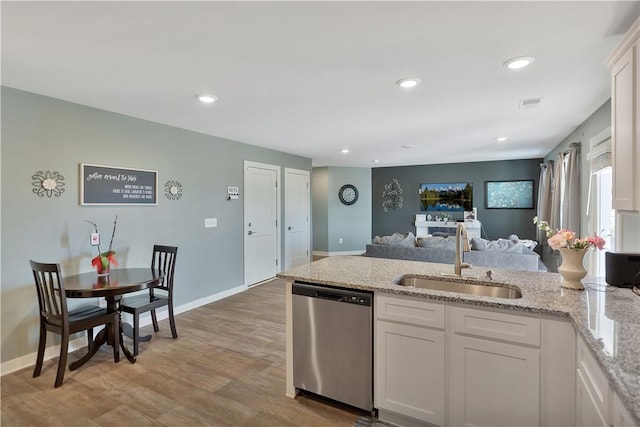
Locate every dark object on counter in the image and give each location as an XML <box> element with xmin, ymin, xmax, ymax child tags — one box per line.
<box><xmin>605</xmin><ymin>251</ymin><xmax>640</xmax><ymax>287</ymax></box>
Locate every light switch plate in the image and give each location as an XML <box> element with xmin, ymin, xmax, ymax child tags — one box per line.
<box><xmin>227</xmin><ymin>186</ymin><xmax>239</xmax><ymax>200</ymax></box>
<box><xmin>204</xmin><ymin>218</ymin><xmax>217</xmax><ymax>228</ymax></box>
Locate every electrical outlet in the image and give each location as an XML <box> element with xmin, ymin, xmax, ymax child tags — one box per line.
<box><xmin>204</xmin><ymin>218</ymin><xmax>217</xmax><ymax>228</ymax></box>
<box><xmin>90</xmin><ymin>232</ymin><xmax>100</xmax><ymax>246</ymax></box>
<box><xmin>339</xmin><ymin>238</ymin><xmax>343</xmax><ymax>244</ymax></box>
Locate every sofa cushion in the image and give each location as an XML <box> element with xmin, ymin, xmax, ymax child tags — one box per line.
<box><xmin>372</xmin><ymin>232</ymin><xmax>416</xmax><ymax>247</ymax></box>
<box><xmin>470</xmin><ymin>237</ymin><xmax>524</xmax><ymax>254</ymax></box>
<box><xmin>417</xmin><ymin>236</ymin><xmax>456</xmax><ymax>250</ymax></box>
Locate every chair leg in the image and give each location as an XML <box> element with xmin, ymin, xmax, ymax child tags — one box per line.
<box><xmin>132</xmin><ymin>312</ymin><xmax>139</xmax><ymax>357</ymax></box>
<box><xmin>168</xmin><ymin>303</ymin><xmax>178</xmax><ymax>339</ymax></box>
<box><xmin>33</xmin><ymin>324</ymin><xmax>47</xmax><ymax>378</ymax></box>
<box><xmin>112</xmin><ymin>315</ymin><xmax>120</xmax><ymax>363</ymax></box>
<box><xmin>54</xmin><ymin>333</ymin><xmax>69</xmax><ymax>388</ymax></box>
<box><xmin>86</xmin><ymin>327</ymin><xmax>94</xmax><ymax>347</ymax></box>
<box><xmin>151</xmin><ymin>309</ymin><xmax>159</xmax><ymax>332</ymax></box>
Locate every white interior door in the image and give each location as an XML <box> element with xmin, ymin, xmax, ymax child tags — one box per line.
<box><xmin>285</xmin><ymin>168</ymin><xmax>310</xmax><ymax>270</ymax></box>
<box><xmin>244</xmin><ymin>162</ymin><xmax>280</xmax><ymax>286</ymax></box>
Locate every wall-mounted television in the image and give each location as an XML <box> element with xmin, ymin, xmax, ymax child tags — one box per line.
<box><xmin>419</xmin><ymin>182</ymin><xmax>473</xmax><ymax>212</ymax></box>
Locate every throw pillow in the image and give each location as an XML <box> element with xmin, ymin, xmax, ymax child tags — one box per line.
<box><xmin>373</xmin><ymin>232</ymin><xmax>416</xmax><ymax>247</ymax></box>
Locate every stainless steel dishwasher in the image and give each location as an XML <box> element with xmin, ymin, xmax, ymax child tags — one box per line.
<box><xmin>292</xmin><ymin>281</ymin><xmax>373</xmax><ymax>411</ymax></box>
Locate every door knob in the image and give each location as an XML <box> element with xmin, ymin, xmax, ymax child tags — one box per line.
<box><xmin>248</xmin><ymin>230</ymin><xmax>256</xmax><ymax>235</ymax></box>
<box><xmin>288</xmin><ymin>226</ymin><xmax>293</xmax><ymax>230</ymax></box>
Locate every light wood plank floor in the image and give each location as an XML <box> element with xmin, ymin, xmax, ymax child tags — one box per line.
<box><xmin>1</xmin><ymin>279</ymin><xmax>366</xmax><ymax>426</ymax></box>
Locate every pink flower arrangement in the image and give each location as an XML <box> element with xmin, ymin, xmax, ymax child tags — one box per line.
<box><xmin>533</xmin><ymin>217</ymin><xmax>606</xmax><ymax>251</ymax></box>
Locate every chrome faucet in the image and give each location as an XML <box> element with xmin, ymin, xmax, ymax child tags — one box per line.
<box><xmin>453</xmin><ymin>223</ymin><xmax>472</xmax><ymax>276</ymax></box>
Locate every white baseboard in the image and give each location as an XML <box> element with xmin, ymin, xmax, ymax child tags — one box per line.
<box><xmin>313</xmin><ymin>250</ymin><xmax>364</xmax><ymax>257</ymax></box>
<box><xmin>0</xmin><ymin>283</ymin><xmax>248</xmax><ymax>376</ymax></box>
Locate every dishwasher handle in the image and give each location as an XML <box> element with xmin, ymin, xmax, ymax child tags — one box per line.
<box><xmin>292</xmin><ymin>281</ymin><xmax>372</xmax><ymax>306</ymax></box>
<box><xmin>317</xmin><ymin>290</ymin><xmax>343</xmax><ymax>301</ymax></box>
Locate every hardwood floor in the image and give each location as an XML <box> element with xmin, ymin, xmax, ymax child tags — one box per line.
<box><xmin>1</xmin><ymin>279</ymin><xmax>365</xmax><ymax>426</ymax></box>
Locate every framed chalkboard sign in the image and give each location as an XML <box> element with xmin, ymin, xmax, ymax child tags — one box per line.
<box><xmin>80</xmin><ymin>163</ymin><xmax>158</xmax><ymax>205</ymax></box>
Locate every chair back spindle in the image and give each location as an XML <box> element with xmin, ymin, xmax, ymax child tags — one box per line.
<box><xmin>31</xmin><ymin>261</ymin><xmax>67</xmax><ymax>324</ymax></box>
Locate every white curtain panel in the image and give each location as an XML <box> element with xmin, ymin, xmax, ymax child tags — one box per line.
<box><xmin>536</xmin><ymin>160</ymin><xmax>553</xmax><ymax>242</ymax></box>
<box><xmin>550</xmin><ymin>152</ymin><xmax>564</xmax><ymax>231</ymax></box>
<box><xmin>562</xmin><ymin>143</ymin><xmax>581</xmax><ymax>233</ymax></box>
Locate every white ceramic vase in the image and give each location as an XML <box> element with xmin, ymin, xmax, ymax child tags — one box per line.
<box><xmin>557</xmin><ymin>247</ymin><xmax>588</xmax><ymax>290</ymax></box>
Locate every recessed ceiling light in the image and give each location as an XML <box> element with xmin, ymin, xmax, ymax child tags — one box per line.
<box><xmin>495</xmin><ymin>137</ymin><xmax>508</xmax><ymax>142</ymax></box>
<box><xmin>341</xmin><ymin>149</ymin><xmax>350</xmax><ymax>154</ymax></box>
<box><xmin>372</xmin><ymin>160</ymin><xmax>380</xmax><ymax>163</ymax></box>
<box><xmin>197</xmin><ymin>94</ymin><xmax>217</xmax><ymax>104</ymax></box>
<box><xmin>503</xmin><ymin>56</ymin><xmax>535</xmax><ymax>70</ymax></box>
<box><xmin>396</xmin><ymin>78</ymin><xmax>421</xmax><ymax>89</ymax></box>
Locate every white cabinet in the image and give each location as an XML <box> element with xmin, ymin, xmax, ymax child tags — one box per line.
<box><xmin>375</xmin><ymin>294</ymin><xmax>445</xmax><ymax>426</ymax></box>
<box><xmin>448</xmin><ymin>306</ymin><xmax>540</xmax><ymax>427</ymax></box>
<box><xmin>576</xmin><ymin>334</ymin><xmax>610</xmax><ymax>426</ymax></box>
<box><xmin>607</xmin><ymin>18</ymin><xmax>640</xmax><ymax>212</ymax></box>
<box><xmin>575</xmin><ymin>334</ymin><xmax>638</xmax><ymax>427</ymax></box>
<box><xmin>611</xmin><ymin>392</ymin><xmax>636</xmax><ymax>427</ymax></box>
<box><xmin>414</xmin><ymin>220</ymin><xmax>481</xmax><ymax>239</ymax></box>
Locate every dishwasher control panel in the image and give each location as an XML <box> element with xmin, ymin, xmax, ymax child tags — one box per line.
<box><xmin>292</xmin><ymin>281</ymin><xmax>372</xmax><ymax>306</ymax></box>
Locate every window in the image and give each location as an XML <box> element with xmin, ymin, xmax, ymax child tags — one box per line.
<box><xmin>587</xmin><ymin>166</ymin><xmax>615</xmax><ymax>276</ymax></box>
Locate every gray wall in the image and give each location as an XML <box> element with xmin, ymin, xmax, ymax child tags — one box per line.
<box><xmin>372</xmin><ymin>159</ymin><xmax>542</xmax><ymax>241</ymax></box>
<box><xmin>1</xmin><ymin>87</ymin><xmax>311</xmax><ymax>363</ymax></box>
<box><xmin>312</xmin><ymin>166</ymin><xmax>372</xmax><ymax>253</ymax></box>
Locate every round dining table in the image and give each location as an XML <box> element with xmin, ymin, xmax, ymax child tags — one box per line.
<box><xmin>63</xmin><ymin>268</ymin><xmax>164</xmax><ymax>369</ymax></box>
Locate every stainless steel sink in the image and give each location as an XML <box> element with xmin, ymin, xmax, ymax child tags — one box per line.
<box><xmin>395</xmin><ymin>276</ymin><xmax>522</xmax><ymax>299</ymax></box>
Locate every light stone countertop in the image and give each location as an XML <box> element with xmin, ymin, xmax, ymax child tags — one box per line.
<box><xmin>278</xmin><ymin>255</ymin><xmax>640</xmax><ymax>425</ymax></box>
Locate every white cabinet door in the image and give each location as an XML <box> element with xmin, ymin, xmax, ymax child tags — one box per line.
<box><xmin>449</xmin><ymin>334</ymin><xmax>540</xmax><ymax>427</ymax></box>
<box><xmin>375</xmin><ymin>320</ymin><xmax>445</xmax><ymax>426</ymax></box>
<box><xmin>611</xmin><ymin>392</ymin><xmax>637</xmax><ymax>427</ymax></box>
<box><xmin>576</xmin><ymin>368</ymin><xmax>609</xmax><ymax>427</ymax></box>
<box><xmin>611</xmin><ymin>42</ymin><xmax>639</xmax><ymax>212</ymax></box>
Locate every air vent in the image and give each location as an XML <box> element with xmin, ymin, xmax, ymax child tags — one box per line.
<box><xmin>519</xmin><ymin>98</ymin><xmax>542</xmax><ymax>110</ymax></box>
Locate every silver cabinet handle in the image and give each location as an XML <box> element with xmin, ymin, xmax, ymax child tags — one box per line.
<box><xmin>248</xmin><ymin>230</ymin><xmax>256</xmax><ymax>235</ymax></box>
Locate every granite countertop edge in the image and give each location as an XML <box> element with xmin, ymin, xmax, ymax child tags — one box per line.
<box><xmin>278</xmin><ymin>256</ymin><xmax>640</xmax><ymax>424</ymax></box>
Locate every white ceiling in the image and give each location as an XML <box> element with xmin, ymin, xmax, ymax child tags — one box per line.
<box><xmin>2</xmin><ymin>1</ymin><xmax>639</xmax><ymax>167</ymax></box>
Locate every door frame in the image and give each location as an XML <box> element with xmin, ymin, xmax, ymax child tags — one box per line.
<box><xmin>284</xmin><ymin>167</ymin><xmax>311</xmax><ymax>270</ymax></box>
<box><xmin>244</xmin><ymin>161</ymin><xmax>281</xmax><ymax>286</ymax></box>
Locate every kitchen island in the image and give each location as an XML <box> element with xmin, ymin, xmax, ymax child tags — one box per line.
<box><xmin>278</xmin><ymin>256</ymin><xmax>640</xmax><ymax>426</ymax></box>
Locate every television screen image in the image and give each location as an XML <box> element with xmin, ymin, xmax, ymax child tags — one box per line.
<box><xmin>419</xmin><ymin>182</ymin><xmax>473</xmax><ymax>212</ymax></box>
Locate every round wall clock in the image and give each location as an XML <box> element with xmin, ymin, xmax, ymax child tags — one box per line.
<box><xmin>338</xmin><ymin>184</ymin><xmax>359</xmax><ymax>205</ymax></box>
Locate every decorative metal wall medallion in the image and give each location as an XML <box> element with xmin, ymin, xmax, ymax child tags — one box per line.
<box><xmin>382</xmin><ymin>179</ymin><xmax>403</xmax><ymax>212</ymax></box>
<box><xmin>32</xmin><ymin>171</ymin><xmax>66</xmax><ymax>198</ymax></box>
<box><xmin>164</xmin><ymin>180</ymin><xmax>182</xmax><ymax>200</ymax></box>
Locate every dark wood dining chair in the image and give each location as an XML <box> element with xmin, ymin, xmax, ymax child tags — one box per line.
<box><xmin>119</xmin><ymin>245</ymin><xmax>178</xmax><ymax>356</ymax></box>
<box><xmin>30</xmin><ymin>260</ymin><xmax>120</xmax><ymax>387</ymax></box>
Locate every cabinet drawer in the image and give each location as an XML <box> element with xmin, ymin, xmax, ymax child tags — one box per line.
<box><xmin>576</xmin><ymin>334</ymin><xmax>610</xmax><ymax>419</ymax></box>
<box><xmin>376</xmin><ymin>294</ymin><xmax>445</xmax><ymax>329</ymax></box>
<box><xmin>449</xmin><ymin>306</ymin><xmax>540</xmax><ymax>346</ymax></box>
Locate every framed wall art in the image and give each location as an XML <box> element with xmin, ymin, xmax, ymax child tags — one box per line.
<box><xmin>485</xmin><ymin>180</ymin><xmax>534</xmax><ymax>209</ymax></box>
<box><xmin>80</xmin><ymin>163</ymin><xmax>158</xmax><ymax>205</ymax></box>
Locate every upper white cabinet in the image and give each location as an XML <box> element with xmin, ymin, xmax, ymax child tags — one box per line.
<box><xmin>607</xmin><ymin>17</ymin><xmax>640</xmax><ymax>212</ymax></box>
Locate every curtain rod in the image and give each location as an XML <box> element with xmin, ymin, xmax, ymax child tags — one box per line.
<box><xmin>562</xmin><ymin>141</ymin><xmax>581</xmax><ymax>155</ymax></box>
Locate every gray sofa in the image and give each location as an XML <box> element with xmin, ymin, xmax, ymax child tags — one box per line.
<box><xmin>365</xmin><ymin>234</ymin><xmax>547</xmax><ymax>272</ymax></box>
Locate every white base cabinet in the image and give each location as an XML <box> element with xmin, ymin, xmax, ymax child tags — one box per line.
<box><xmin>449</xmin><ymin>333</ymin><xmax>540</xmax><ymax>427</ymax></box>
<box><xmin>375</xmin><ymin>294</ymin><xmax>575</xmax><ymax>427</ymax></box>
<box><xmin>448</xmin><ymin>306</ymin><xmax>541</xmax><ymax>427</ymax></box>
<box><xmin>375</xmin><ymin>294</ymin><xmax>445</xmax><ymax>426</ymax></box>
